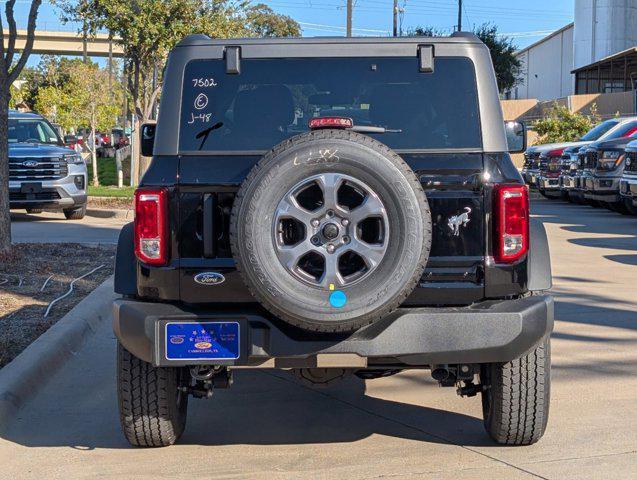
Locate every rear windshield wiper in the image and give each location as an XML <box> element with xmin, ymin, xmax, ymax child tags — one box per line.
<box><xmin>195</xmin><ymin>122</ymin><xmax>224</xmax><ymax>150</ymax></box>
<box><xmin>350</xmin><ymin>125</ymin><xmax>402</xmax><ymax>134</ymax></box>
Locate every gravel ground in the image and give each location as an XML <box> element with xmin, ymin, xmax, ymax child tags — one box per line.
<box><xmin>0</xmin><ymin>243</ymin><xmax>114</xmax><ymax>367</ymax></box>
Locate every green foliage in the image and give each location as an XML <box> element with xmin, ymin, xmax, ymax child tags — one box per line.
<box><xmin>55</xmin><ymin>0</ymin><xmax>301</xmax><ymax>122</ymax></box>
<box><xmin>533</xmin><ymin>103</ymin><xmax>600</xmax><ymax>144</ymax></box>
<box><xmin>406</xmin><ymin>26</ymin><xmax>446</xmax><ymax>37</ymax></box>
<box><xmin>9</xmin><ymin>83</ymin><xmax>25</xmax><ymax>108</ymax></box>
<box><xmin>474</xmin><ymin>24</ymin><xmax>520</xmax><ymax>93</ymax></box>
<box><xmin>33</xmin><ymin>59</ymin><xmax>122</xmax><ymax>132</ymax></box>
<box><xmin>244</xmin><ymin>3</ymin><xmax>300</xmax><ymax>37</ymax></box>
<box><xmin>408</xmin><ymin>22</ymin><xmax>521</xmax><ymax>93</ymax></box>
<box><xmin>14</xmin><ymin>56</ymin><xmax>92</xmax><ymax>111</ymax></box>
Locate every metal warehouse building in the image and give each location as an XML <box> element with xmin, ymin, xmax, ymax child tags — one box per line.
<box><xmin>510</xmin><ymin>0</ymin><xmax>637</xmax><ymax>100</ymax></box>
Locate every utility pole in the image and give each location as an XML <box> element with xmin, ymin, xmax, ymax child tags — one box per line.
<box><xmin>457</xmin><ymin>0</ymin><xmax>462</xmax><ymax>32</ymax></box>
<box><xmin>346</xmin><ymin>0</ymin><xmax>352</xmax><ymax>37</ymax></box>
<box><xmin>393</xmin><ymin>0</ymin><xmax>398</xmax><ymax>37</ymax></box>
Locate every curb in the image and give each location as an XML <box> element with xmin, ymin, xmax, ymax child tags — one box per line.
<box><xmin>0</xmin><ymin>276</ymin><xmax>115</xmax><ymax>432</ymax></box>
<box><xmin>86</xmin><ymin>208</ymin><xmax>132</xmax><ymax>220</ymax></box>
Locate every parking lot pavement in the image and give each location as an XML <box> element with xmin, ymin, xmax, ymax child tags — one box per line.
<box><xmin>1</xmin><ymin>197</ymin><xmax>636</xmax><ymax>480</ymax></box>
<box><xmin>10</xmin><ymin>210</ymin><xmax>130</xmax><ymax>245</ymax></box>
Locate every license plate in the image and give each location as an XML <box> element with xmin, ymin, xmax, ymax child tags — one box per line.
<box><xmin>165</xmin><ymin>322</ymin><xmax>240</xmax><ymax>360</ymax></box>
<box><xmin>20</xmin><ymin>182</ymin><xmax>42</xmax><ymax>194</ymax></box>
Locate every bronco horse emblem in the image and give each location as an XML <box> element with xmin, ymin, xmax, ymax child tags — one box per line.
<box><xmin>448</xmin><ymin>207</ymin><xmax>472</xmax><ymax>236</ymax></box>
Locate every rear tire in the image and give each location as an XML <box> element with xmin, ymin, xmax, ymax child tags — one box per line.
<box><xmin>63</xmin><ymin>205</ymin><xmax>86</xmax><ymax>220</ymax></box>
<box><xmin>117</xmin><ymin>343</ymin><xmax>189</xmax><ymax>447</ymax></box>
<box><xmin>480</xmin><ymin>337</ymin><xmax>551</xmax><ymax>445</ymax></box>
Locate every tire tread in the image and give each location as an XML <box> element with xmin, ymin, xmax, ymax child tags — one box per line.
<box><xmin>117</xmin><ymin>343</ymin><xmax>187</xmax><ymax>447</ymax></box>
<box><xmin>482</xmin><ymin>338</ymin><xmax>550</xmax><ymax>445</ymax></box>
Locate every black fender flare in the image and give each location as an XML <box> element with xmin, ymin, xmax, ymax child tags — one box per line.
<box><xmin>527</xmin><ymin>218</ymin><xmax>552</xmax><ymax>292</ymax></box>
<box><xmin>114</xmin><ymin>222</ymin><xmax>137</xmax><ymax>296</ymax></box>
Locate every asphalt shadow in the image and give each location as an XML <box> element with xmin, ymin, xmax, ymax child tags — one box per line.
<box><xmin>603</xmin><ymin>253</ymin><xmax>637</xmax><ymax>266</ymax></box>
<box><xmin>1</xmin><ymin>366</ymin><xmax>493</xmax><ymax>450</ymax></box>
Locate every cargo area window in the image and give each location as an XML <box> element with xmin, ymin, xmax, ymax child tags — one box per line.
<box><xmin>179</xmin><ymin>57</ymin><xmax>481</xmax><ymax>152</ymax></box>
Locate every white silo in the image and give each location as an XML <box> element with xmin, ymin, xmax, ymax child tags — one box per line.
<box><xmin>574</xmin><ymin>0</ymin><xmax>637</xmax><ymax>69</ymax></box>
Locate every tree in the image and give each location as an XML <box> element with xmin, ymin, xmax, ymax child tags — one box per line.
<box><xmin>534</xmin><ymin>103</ymin><xmax>600</xmax><ymax>144</ymax></box>
<box><xmin>408</xmin><ymin>22</ymin><xmax>521</xmax><ymax>93</ymax></box>
<box><xmin>407</xmin><ymin>26</ymin><xmax>446</xmax><ymax>37</ymax></box>
<box><xmin>474</xmin><ymin>24</ymin><xmax>521</xmax><ymax>94</ymax></box>
<box><xmin>244</xmin><ymin>3</ymin><xmax>301</xmax><ymax>37</ymax></box>
<box><xmin>56</xmin><ymin>0</ymin><xmax>300</xmax><ymax>184</ymax></box>
<box><xmin>70</xmin><ymin>62</ymin><xmax>121</xmax><ymax>186</ymax></box>
<box><xmin>36</xmin><ymin>61</ymin><xmax>121</xmax><ymax>185</ymax></box>
<box><xmin>0</xmin><ymin>0</ymin><xmax>43</xmax><ymax>256</ymax></box>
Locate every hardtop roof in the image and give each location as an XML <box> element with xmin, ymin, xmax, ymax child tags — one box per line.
<box><xmin>176</xmin><ymin>32</ymin><xmax>482</xmax><ymax>49</ymax></box>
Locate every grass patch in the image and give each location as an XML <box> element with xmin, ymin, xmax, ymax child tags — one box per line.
<box><xmin>87</xmin><ymin>156</ymin><xmax>133</xmax><ymax>197</ymax></box>
<box><xmin>88</xmin><ymin>185</ymin><xmax>135</xmax><ymax>197</ymax></box>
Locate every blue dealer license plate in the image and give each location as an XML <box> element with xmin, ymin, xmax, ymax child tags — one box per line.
<box><xmin>165</xmin><ymin>322</ymin><xmax>240</xmax><ymax>360</ymax></box>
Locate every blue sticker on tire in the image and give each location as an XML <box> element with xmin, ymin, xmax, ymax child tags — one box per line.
<box><xmin>165</xmin><ymin>322</ymin><xmax>240</xmax><ymax>360</ymax></box>
<box><xmin>329</xmin><ymin>290</ymin><xmax>347</xmax><ymax>308</ymax></box>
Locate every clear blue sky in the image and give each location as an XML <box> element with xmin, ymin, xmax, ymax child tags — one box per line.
<box><xmin>7</xmin><ymin>0</ymin><xmax>575</xmax><ymax>65</ymax></box>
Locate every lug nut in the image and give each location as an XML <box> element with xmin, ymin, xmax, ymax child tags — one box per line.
<box><xmin>311</xmin><ymin>219</ymin><xmax>320</xmax><ymax>227</ymax></box>
<box><xmin>326</xmin><ymin>210</ymin><xmax>334</xmax><ymax>218</ymax></box>
<box><xmin>342</xmin><ymin>235</ymin><xmax>350</xmax><ymax>244</ymax></box>
<box><xmin>326</xmin><ymin>244</ymin><xmax>335</xmax><ymax>253</ymax></box>
<box><xmin>341</xmin><ymin>218</ymin><xmax>349</xmax><ymax>227</ymax></box>
<box><xmin>311</xmin><ymin>236</ymin><xmax>320</xmax><ymax>245</ymax></box>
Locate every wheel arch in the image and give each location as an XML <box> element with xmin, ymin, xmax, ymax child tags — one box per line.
<box><xmin>114</xmin><ymin>222</ymin><xmax>137</xmax><ymax>296</ymax></box>
<box><xmin>527</xmin><ymin>218</ymin><xmax>552</xmax><ymax>292</ymax></box>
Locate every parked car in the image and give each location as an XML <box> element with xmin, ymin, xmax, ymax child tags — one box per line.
<box><xmin>522</xmin><ymin>117</ymin><xmax>624</xmax><ymax>187</ymax></box>
<box><xmin>112</xmin><ymin>34</ymin><xmax>553</xmax><ymax>448</ymax></box>
<box><xmin>619</xmin><ymin>139</ymin><xmax>637</xmax><ymax>214</ymax></box>
<box><xmin>579</xmin><ymin>134</ymin><xmax>637</xmax><ymax>211</ymax></box>
<box><xmin>532</xmin><ymin>117</ymin><xmax>637</xmax><ymax>196</ymax></box>
<box><xmin>7</xmin><ymin>110</ymin><xmax>87</xmax><ymax>219</ymax></box>
<box><xmin>561</xmin><ymin>121</ymin><xmax>637</xmax><ymax>206</ymax></box>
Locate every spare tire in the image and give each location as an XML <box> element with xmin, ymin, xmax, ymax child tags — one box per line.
<box><xmin>230</xmin><ymin>129</ymin><xmax>431</xmax><ymax>333</ymax></box>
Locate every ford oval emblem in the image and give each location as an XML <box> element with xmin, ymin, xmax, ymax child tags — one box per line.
<box><xmin>22</xmin><ymin>160</ymin><xmax>38</xmax><ymax>167</ymax></box>
<box><xmin>194</xmin><ymin>272</ymin><xmax>226</xmax><ymax>286</ymax></box>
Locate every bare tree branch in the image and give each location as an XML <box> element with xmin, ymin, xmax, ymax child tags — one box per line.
<box><xmin>5</xmin><ymin>0</ymin><xmax>18</xmax><ymax>68</ymax></box>
<box><xmin>8</xmin><ymin>0</ymin><xmax>43</xmax><ymax>84</ymax></box>
<box><xmin>143</xmin><ymin>86</ymin><xmax>161</xmax><ymax>120</ymax></box>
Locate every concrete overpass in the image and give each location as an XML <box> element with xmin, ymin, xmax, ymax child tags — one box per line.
<box><xmin>4</xmin><ymin>29</ymin><xmax>124</xmax><ymax>58</ymax></box>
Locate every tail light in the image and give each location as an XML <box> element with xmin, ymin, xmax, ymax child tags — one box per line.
<box><xmin>134</xmin><ymin>188</ymin><xmax>168</xmax><ymax>265</ymax></box>
<box><xmin>493</xmin><ymin>185</ymin><xmax>529</xmax><ymax>263</ymax></box>
<box><xmin>309</xmin><ymin>117</ymin><xmax>353</xmax><ymax>130</ymax></box>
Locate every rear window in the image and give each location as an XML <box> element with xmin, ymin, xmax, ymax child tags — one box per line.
<box><xmin>179</xmin><ymin>57</ymin><xmax>481</xmax><ymax>152</ymax></box>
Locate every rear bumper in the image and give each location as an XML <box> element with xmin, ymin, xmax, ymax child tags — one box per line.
<box><xmin>113</xmin><ymin>295</ymin><xmax>554</xmax><ymax>368</ymax></box>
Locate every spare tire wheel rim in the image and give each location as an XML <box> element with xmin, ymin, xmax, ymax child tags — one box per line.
<box><xmin>273</xmin><ymin>172</ymin><xmax>389</xmax><ymax>288</ymax></box>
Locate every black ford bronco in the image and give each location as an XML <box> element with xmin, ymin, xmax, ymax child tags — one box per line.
<box><xmin>113</xmin><ymin>34</ymin><xmax>553</xmax><ymax>447</ymax></box>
